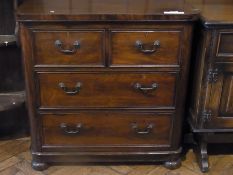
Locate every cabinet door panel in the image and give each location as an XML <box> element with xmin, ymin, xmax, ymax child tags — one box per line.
<box><xmin>220</xmin><ymin>75</ymin><xmax>233</xmax><ymax>115</ymax></box>
<box><xmin>208</xmin><ymin>66</ymin><xmax>233</xmax><ymax>129</ymax></box>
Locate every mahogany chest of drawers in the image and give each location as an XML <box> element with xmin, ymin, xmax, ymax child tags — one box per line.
<box><xmin>17</xmin><ymin>0</ymin><xmax>197</xmax><ymax>170</ymax></box>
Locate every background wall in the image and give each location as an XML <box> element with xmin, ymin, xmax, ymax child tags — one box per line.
<box><xmin>0</xmin><ymin>0</ymin><xmax>28</xmax><ymax>138</ymax></box>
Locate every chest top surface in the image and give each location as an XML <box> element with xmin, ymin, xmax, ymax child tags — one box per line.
<box><xmin>16</xmin><ymin>0</ymin><xmax>198</xmax><ymax>22</ymax></box>
<box><xmin>187</xmin><ymin>0</ymin><xmax>233</xmax><ymax>27</ymax></box>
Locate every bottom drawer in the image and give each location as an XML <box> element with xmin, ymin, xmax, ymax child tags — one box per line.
<box><xmin>42</xmin><ymin>112</ymin><xmax>172</xmax><ymax>147</ymax></box>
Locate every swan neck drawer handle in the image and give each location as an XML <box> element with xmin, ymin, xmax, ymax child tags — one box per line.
<box><xmin>55</xmin><ymin>40</ymin><xmax>80</xmax><ymax>55</ymax></box>
<box><xmin>60</xmin><ymin>123</ymin><xmax>82</xmax><ymax>135</ymax></box>
<box><xmin>135</xmin><ymin>40</ymin><xmax>160</xmax><ymax>54</ymax></box>
<box><xmin>58</xmin><ymin>82</ymin><xmax>82</xmax><ymax>95</ymax></box>
<box><xmin>134</xmin><ymin>82</ymin><xmax>158</xmax><ymax>94</ymax></box>
<box><xmin>131</xmin><ymin>123</ymin><xmax>154</xmax><ymax>135</ymax></box>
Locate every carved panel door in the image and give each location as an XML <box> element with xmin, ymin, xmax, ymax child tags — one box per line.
<box><xmin>208</xmin><ymin>64</ymin><xmax>233</xmax><ymax>129</ymax></box>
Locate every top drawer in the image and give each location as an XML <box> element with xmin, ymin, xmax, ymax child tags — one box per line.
<box><xmin>215</xmin><ymin>31</ymin><xmax>233</xmax><ymax>62</ymax></box>
<box><xmin>110</xmin><ymin>30</ymin><xmax>181</xmax><ymax>67</ymax></box>
<box><xmin>32</xmin><ymin>30</ymin><xmax>104</xmax><ymax>66</ymax></box>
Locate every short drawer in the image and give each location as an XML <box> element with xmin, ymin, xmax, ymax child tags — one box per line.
<box><xmin>215</xmin><ymin>31</ymin><xmax>233</xmax><ymax>61</ymax></box>
<box><xmin>38</xmin><ymin>72</ymin><xmax>177</xmax><ymax>108</ymax></box>
<box><xmin>32</xmin><ymin>30</ymin><xmax>104</xmax><ymax>66</ymax></box>
<box><xmin>42</xmin><ymin>112</ymin><xmax>172</xmax><ymax>147</ymax></box>
<box><xmin>110</xmin><ymin>30</ymin><xmax>181</xmax><ymax>66</ymax></box>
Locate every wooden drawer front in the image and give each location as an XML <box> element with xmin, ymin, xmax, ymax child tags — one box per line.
<box><xmin>38</xmin><ymin>72</ymin><xmax>177</xmax><ymax>108</ymax></box>
<box><xmin>42</xmin><ymin>113</ymin><xmax>172</xmax><ymax>146</ymax></box>
<box><xmin>110</xmin><ymin>30</ymin><xmax>181</xmax><ymax>66</ymax></box>
<box><xmin>32</xmin><ymin>31</ymin><xmax>104</xmax><ymax>66</ymax></box>
<box><xmin>216</xmin><ymin>32</ymin><xmax>233</xmax><ymax>59</ymax></box>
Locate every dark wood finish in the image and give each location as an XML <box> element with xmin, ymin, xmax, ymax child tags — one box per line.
<box><xmin>187</xmin><ymin>0</ymin><xmax>233</xmax><ymax>27</ymax></box>
<box><xmin>17</xmin><ymin>0</ymin><xmax>195</xmax><ymax>171</ymax></box>
<box><xmin>110</xmin><ymin>30</ymin><xmax>181</xmax><ymax>66</ymax></box>
<box><xmin>213</xmin><ymin>30</ymin><xmax>233</xmax><ymax>63</ymax></box>
<box><xmin>219</xmin><ymin>75</ymin><xmax>233</xmax><ymax>114</ymax></box>
<box><xmin>188</xmin><ymin>0</ymin><xmax>233</xmax><ymax>172</ymax></box>
<box><xmin>42</xmin><ymin>113</ymin><xmax>172</xmax><ymax>147</ymax></box>
<box><xmin>163</xmin><ymin>158</ymin><xmax>181</xmax><ymax>170</ymax></box>
<box><xmin>38</xmin><ymin>72</ymin><xmax>177</xmax><ymax>108</ymax></box>
<box><xmin>31</xmin><ymin>161</ymin><xmax>48</xmax><ymax>171</ymax></box>
<box><xmin>208</xmin><ymin>66</ymin><xmax>233</xmax><ymax>128</ymax></box>
<box><xmin>16</xmin><ymin>0</ymin><xmax>198</xmax><ymax>22</ymax></box>
<box><xmin>32</xmin><ymin>30</ymin><xmax>105</xmax><ymax>66</ymax></box>
<box><xmin>216</xmin><ymin>32</ymin><xmax>233</xmax><ymax>57</ymax></box>
<box><xmin>193</xmin><ymin>134</ymin><xmax>209</xmax><ymax>173</ymax></box>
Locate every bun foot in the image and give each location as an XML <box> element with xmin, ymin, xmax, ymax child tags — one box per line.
<box><xmin>32</xmin><ymin>161</ymin><xmax>48</xmax><ymax>171</ymax></box>
<box><xmin>164</xmin><ymin>159</ymin><xmax>181</xmax><ymax>170</ymax></box>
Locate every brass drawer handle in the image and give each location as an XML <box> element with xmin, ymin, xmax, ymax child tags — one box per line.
<box><xmin>134</xmin><ymin>82</ymin><xmax>158</xmax><ymax>94</ymax></box>
<box><xmin>54</xmin><ymin>40</ymin><xmax>80</xmax><ymax>55</ymax></box>
<box><xmin>135</xmin><ymin>40</ymin><xmax>160</xmax><ymax>54</ymax></box>
<box><xmin>58</xmin><ymin>82</ymin><xmax>82</xmax><ymax>95</ymax></box>
<box><xmin>60</xmin><ymin>123</ymin><xmax>82</xmax><ymax>135</ymax></box>
<box><xmin>131</xmin><ymin>123</ymin><xmax>154</xmax><ymax>135</ymax></box>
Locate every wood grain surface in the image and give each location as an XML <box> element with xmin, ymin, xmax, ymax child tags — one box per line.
<box><xmin>0</xmin><ymin>138</ymin><xmax>233</xmax><ymax>175</ymax></box>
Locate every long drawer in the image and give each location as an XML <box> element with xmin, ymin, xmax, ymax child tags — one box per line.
<box><xmin>37</xmin><ymin>72</ymin><xmax>177</xmax><ymax>108</ymax></box>
<box><xmin>42</xmin><ymin>112</ymin><xmax>172</xmax><ymax>147</ymax></box>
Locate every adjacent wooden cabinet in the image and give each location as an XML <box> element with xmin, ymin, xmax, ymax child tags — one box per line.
<box><xmin>190</xmin><ymin>29</ymin><xmax>233</xmax><ymax>129</ymax></box>
<box><xmin>187</xmin><ymin>1</ymin><xmax>233</xmax><ymax>172</ymax></box>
